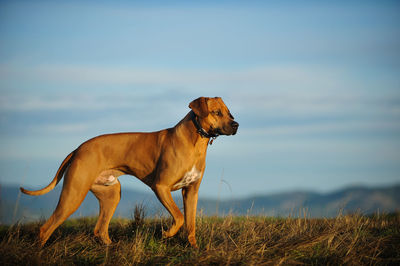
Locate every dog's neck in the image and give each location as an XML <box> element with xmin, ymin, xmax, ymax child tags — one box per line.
<box><xmin>174</xmin><ymin>111</ymin><xmax>212</xmax><ymax>147</ymax></box>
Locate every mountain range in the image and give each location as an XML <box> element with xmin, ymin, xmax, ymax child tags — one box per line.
<box><xmin>1</xmin><ymin>183</ymin><xmax>399</xmax><ymax>224</ymax></box>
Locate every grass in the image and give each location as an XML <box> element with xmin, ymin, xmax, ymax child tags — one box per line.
<box><xmin>1</xmin><ymin>211</ymin><xmax>399</xmax><ymax>265</ymax></box>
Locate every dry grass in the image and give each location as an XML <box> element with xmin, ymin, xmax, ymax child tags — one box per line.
<box><xmin>1</xmin><ymin>211</ymin><xmax>399</xmax><ymax>265</ymax></box>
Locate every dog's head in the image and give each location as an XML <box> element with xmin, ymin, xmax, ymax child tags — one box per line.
<box><xmin>189</xmin><ymin>97</ymin><xmax>239</xmax><ymax>136</ymax></box>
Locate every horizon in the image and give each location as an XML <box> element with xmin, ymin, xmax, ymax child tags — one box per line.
<box><xmin>3</xmin><ymin>181</ymin><xmax>400</xmax><ymax>201</ymax></box>
<box><xmin>1</xmin><ymin>0</ymin><xmax>399</xmax><ymax>199</ymax></box>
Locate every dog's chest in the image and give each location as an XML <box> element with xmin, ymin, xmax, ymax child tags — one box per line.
<box><xmin>173</xmin><ymin>166</ymin><xmax>202</xmax><ymax>189</ymax></box>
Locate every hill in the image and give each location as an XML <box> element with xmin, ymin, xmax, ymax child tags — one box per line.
<box><xmin>1</xmin><ymin>183</ymin><xmax>399</xmax><ymax>224</ymax></box>
<box><xmin>202</xmin><ymin>184</ymin><xmax>400</xmax><ymax>217</ymax></box>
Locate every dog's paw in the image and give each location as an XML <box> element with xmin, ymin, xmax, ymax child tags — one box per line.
<box><xmin>95</xmin><ymin>234</ymin><xmax>112</xmax><ymax>245</ymax></box>
<box><xmin>162</xmin><ymin>231</ymin><xmax>172</xmax><ymax>239</ymax></box>
<box><xmin>188</xmin><ymin>236</ymin><xmax>198</xmax><ymax>249</ymax></box>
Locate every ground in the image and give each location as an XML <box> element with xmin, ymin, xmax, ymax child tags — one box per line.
<box><xmin>1</xmin><ymin>211</ymin><xmax>399</xmax><ymax>265</ymax></box>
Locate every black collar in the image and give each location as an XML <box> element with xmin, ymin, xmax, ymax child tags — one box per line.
<box><xmin>191</xmin><ymin>112</ymin><xmax>219</xmax><ymax>144</ymax></box>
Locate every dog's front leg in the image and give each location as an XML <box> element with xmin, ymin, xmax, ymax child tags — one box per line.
<box><xmin>153</xmin><ymin>184</ymin><xmax>184</xmax><ymax>238</ymax></box>
<box><xmin>182</xmin><ymin>182</ymin><xmax>200</xmax><ymax>248</ymax></box>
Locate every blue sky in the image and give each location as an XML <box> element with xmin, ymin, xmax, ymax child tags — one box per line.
<box><xmin>0</xmin><ymin>0</ymin><xmax>399</xmax><ymax>198</ymax></box>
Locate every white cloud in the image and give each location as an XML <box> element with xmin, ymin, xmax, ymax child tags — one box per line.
<box><xmin>0</xmin><ymin>93</ymin><xmax>129</xmax><ymax>112</ymax></box>
<box><xmin>240</xmin><ymin>120</ymin><xmax>400</xmax><ymax>138</ymax></box>
<box><xmin>34</xmin><ymin>122</ymin><xmax>91</xmax><ymax>134</ymax></box>
<box><xmin>1</xmin><ymin>63</ymin><xmax>399</xmax><ymax>148</ymax></box>
<box><xmin>2</xmin><ymin>62</ymin><xmax>396</xmax><ymax>114</ymax></box>
<box><xmin>0</xmin><ymin>63</ymin><xmax>358</xmax><ymax>91</ymax></box>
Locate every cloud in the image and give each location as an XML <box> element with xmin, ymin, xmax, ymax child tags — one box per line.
<box><xmin>33</xmin><ymin>122</ymin><xmax>91</xmax><ymax>134</ymax></box>
<box><xmin>0</xmin><ymin>93</ymin><xmax>129</xmax><ymax>112</ymax></box>
<box><xmin>240</xmin><ymin>119</ymin><xmax>400</xmax><ymax>138</ymax></box>
<box><xmin>1</xmin><ymin>63</ymin><xmax>399</xmax><ymax>147</ymax></box>
<box><xmin>0</xmin><ymin>63</ymin><xmax>359</xmax><ymax>91</ymax></box>
<box><xmin>3</xmin><ymin>62</ymin><xmax>397</xmax><ymax>108</ymax></box>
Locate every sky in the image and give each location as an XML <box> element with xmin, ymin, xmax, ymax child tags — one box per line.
<box><xmin>0</xmin><ymin>0</ymin><xmax>399</xmax><ymax>199</ymax></box>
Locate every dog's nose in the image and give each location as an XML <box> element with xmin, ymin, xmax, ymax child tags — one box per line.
<box><xmin>231</xmin><ymin>121</ymin><xmax>239</xmax><ymax>130</ymax></box>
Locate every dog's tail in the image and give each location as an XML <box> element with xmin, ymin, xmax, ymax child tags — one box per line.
<box><xmin>20</xmin><ymin>151</ymin><xmax>75</xmax><ymax>196</ymax></box>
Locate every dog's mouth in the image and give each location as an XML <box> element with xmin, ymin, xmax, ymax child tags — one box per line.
<box><xmin>230</xmin><ymin>127</ymin><xmax>238</xmax><ymax>136</ymax></box>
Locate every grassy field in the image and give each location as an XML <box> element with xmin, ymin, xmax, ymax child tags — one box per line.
<box><xmin>1</xmin><ymin>211</ymin><xmax>399</xmax><ymax>265</ymax></box>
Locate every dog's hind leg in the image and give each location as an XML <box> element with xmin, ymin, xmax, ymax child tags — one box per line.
<box><xmin>38</xmin><ymin>163</ymin><xmax>93</xmax><ymax>246</ymax></box>
<box><xmin>90</xmin><ymin>181</ymin><xmax>121</xmax><ymax>245</ymax></box>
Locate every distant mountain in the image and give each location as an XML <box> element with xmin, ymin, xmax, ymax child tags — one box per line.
<box><xmin>200</xmin><ymin>185</ymin><xmax>400</xmax><ymax>217</ymax></box>
<box><xmin>0</xmin><ymin>184</ymin><xmax>163</xmax><ymax>225</ymax></box>
<box><xmin>1</xmin><ymin>184</ymin><xmax>399</xmax><ymax>224</ymax></box>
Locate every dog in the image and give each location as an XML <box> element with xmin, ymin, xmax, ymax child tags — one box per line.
<box><xmin>21</xmin><ymin>97</ymin><xmax>239</xmax><ymax>248</ymax></box>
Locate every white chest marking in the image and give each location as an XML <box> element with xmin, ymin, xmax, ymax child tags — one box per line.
<box><xmin>173</xmin><ymin>166</ymin><xmax>202</xmax><ymax>189</ymax></box>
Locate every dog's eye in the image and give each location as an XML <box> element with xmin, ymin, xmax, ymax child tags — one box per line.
<box><xmin>213</xmin><ymin>110</ymin><xmax>222</xmax><ymax>117</ymax></box>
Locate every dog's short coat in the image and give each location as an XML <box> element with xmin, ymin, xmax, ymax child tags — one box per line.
<box><xmin>21</xmin><ymin>97</ymin><xmax>238</xmax><ymax>248</ymax></box>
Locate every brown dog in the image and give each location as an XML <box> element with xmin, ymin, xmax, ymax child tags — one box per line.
<box><xmin>20</xmin><ymin>97</ymin><xmax>238</xmax><ymax>248</ymax></box>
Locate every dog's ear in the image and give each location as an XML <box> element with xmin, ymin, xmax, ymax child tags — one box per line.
<box><xmin>189</xmin><ymin>97</ymin><xmax>209</xmax><ymax>117</ymax></box>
